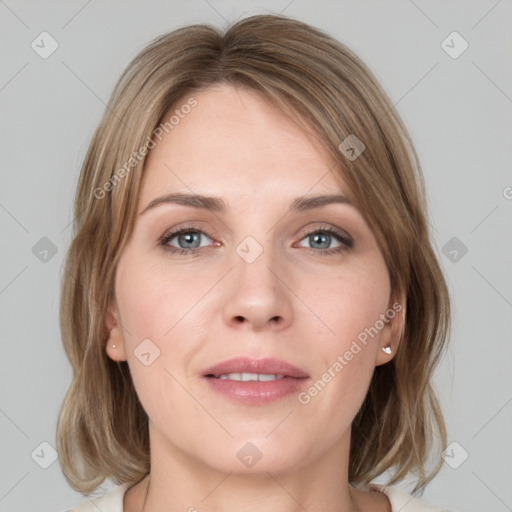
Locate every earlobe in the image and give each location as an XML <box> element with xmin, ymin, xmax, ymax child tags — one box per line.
<box><xmin>375</xmin><ymin>295</ymin><xmax>405</xmax><ymax>366</ymax></box>
<box><xmin>104</xmin><ymin>306</ymin><xmax>128</xmax><ymax>362</ymax></box>
<box><xmin>105</xmin><ymin>326</ymin><xmax>127</xmax><ymax>362</ymax></box>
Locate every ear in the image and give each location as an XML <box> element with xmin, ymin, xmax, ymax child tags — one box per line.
<box><xmin>105</xmin><ymin>301</ymin><xmax>128</xmax><ymax>362</ymax></box>
<box><xmin>375</xmin><ymin>293</ymin><xmax>405</xmax><ymax>366</ymax></box>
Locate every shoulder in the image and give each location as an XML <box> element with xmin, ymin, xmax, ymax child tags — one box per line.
<box><xmin>369</xmin><ymin>483</ymin><xmax>451</xmax><ymax>512</ymax></box>
<box><xmin>64</xmin><ymin>483</ymin><xmax>130</xmax><ymax>512</ymax></box>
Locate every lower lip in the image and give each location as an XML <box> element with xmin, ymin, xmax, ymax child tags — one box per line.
<box><xmin>203</xmin><ymin>376</ymin><xmax>309</xmax><ymax>404</ymax></box>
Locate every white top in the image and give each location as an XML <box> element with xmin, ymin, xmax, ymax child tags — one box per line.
<box><xmin>66</xmin><ymin>481</ymin><xmax>450</xmax><ymax>511</ymax></box>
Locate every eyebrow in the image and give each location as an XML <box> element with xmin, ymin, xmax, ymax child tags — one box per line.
<box><xmin>139</xmin><ymin>192</ymin><xmax>355</xmax><ymax>216</ymax></box>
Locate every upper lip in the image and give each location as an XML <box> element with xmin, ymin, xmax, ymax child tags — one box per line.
<box><xmin>203</xmin><ymin>357</ymin><xmax>309</xmax><ymax>378</ymax></box>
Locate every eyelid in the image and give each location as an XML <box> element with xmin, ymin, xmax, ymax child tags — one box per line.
<box><xmin>297</xmin><ymin>223</ymin><xmax>353</xmax><ymax>244</ymax></box>
<box><xmin>160</xmin><ymin>222</ymin><xmax>216</xmax><ymax>241</ymax></box>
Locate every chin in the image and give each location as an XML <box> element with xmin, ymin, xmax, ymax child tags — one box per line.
<box><xmin>195</xmin><ymin>436</ymin><xmax>309</xmax><ymax>476</ymax></box>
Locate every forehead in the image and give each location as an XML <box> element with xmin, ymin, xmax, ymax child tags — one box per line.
<box><xmin>139</xmin><ymin>83</ymin><xmax>349</xmax><ymax>208</ymax></box>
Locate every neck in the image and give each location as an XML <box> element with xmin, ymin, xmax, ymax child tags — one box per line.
<box><xmin>130</xmin><ymin>421</ymin><xmax>365</xmax><ymax>512</ymax></box>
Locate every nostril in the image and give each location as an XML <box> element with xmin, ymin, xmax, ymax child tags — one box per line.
<box><xmin>234</xmin><ymin>316</ymin><xmax>245</xmax><ymax>323</ymax></box>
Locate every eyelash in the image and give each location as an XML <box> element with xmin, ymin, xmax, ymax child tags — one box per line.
<box><xmin>159</xmin><ymin>224</ymin><xmax>353</xmax><ymax>257</ymax></box>
<box><xmin>299</xmin><ymin>226</ymin><xmax>354</xmax><ymax>256</ymax></box>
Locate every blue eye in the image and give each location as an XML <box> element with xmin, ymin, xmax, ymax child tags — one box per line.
<box><xmin>160</xmin><ymin>228</ymin><xmax>212</xmax><ymax>254</ymax></box>
<box><xmin>297</xmin><ymin>227</ymin><xmax>353</xmax><ymax>255</ymax></box>
<box><xmin>159</xmin><ymin>225</ymin><xmax>353</xmax><ymax>256</ymax></box>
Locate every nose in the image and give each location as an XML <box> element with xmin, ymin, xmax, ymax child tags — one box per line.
<box><xmin>222</xmin><ymin>247</ymin><xmax>294</xmax><ymax>332</ymax></box>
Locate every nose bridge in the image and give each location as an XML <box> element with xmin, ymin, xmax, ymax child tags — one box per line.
<box><xmin>222</xmin><ymin>233</ymin><xmax>293</xmax><ymax>330</ymax></box>
<box><xmin>236</xmin><ymin>236</ymin><xmax>279</xmax><ymax>290</ymax></box>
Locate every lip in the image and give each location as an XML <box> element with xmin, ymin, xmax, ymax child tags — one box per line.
<box><xmin>202</xmin><ymin>357</ymin><xmax>310</xmax><ymax>404</ymax></box>
<box><xmin>202</xmin><ymin>356</ymin><xmax>309</xmax><ymax>378</ymax></box>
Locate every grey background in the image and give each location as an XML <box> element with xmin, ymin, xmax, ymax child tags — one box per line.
<box><xmin>1</xmin><ymin>1</ymin><xmax>511</xmax><ymax>511</ymax></box>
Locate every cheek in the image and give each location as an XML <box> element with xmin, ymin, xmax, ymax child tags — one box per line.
<box><xmin>114</xmin><ymin>262</ymin><xmax>205</xmax><ymax>440</ymax></box>
<box><xmin>114</xmin><ymin>252</ymin><xmax>215</xmax><ymax>400</ymax></box>
<box><xmin>309</xmin><ymin>256</ymin><xmax>391</xmax><ymax>348</ymax></box>
<box><xmin>301</xmin><ymin>257</ymin><xmax>390</xmax><ymax>403</ymax></box>
<box><xmin>116</xmin><ymin>252</ymin><xmax>210</xmax><ymax>343</ymax></box>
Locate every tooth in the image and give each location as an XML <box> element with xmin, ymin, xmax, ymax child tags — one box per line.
<box><xmin>241</xmin><ymin>373</ymin><xmax>259</xmax><ymax>382</ymax></box>
<box><xmin>222</xmin><ymin>373</ymin><xmax>242</xmax><ymax>380</ymax></box>
<box><xmin>258</xmin><ymin>374</ymin><xmax>277</xmax><ymax>381</ymax></box>
<box><xmin>216</xmin><ymin>373</ymin><xmax>286</xmax><ymax>381</ymax></box>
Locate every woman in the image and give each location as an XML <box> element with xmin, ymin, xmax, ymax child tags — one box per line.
<box><xmin>58</xmin><ymin>14</ymin><xmax>451</xmax><ymax>512</ymax></box>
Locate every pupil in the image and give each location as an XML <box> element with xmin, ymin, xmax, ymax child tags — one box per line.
<box><xmin>180</xmin><ymin>232</ymin><xmax>200</xmax><ymax>248</ymax></box>
<box><xmin>312</xmin><ymin>233</ymin><xmax>330</xmax><ymax>249</ymax></box>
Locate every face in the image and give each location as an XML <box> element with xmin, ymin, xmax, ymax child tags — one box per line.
<box><xmin>106</xmin><ymin>83</ymin><xmax>402</xmax><ymax>476</ymax></box>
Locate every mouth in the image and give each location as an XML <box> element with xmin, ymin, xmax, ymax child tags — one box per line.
<box><xmin>202</xmin><ymin>356</ymin><xmax>309</xmax><ymax>379</ymax></box>
<box><xmin>202</xmin><ymin>357</ymin><xmax>309</xmax><ymax>404</ymax></box>
<box><xmin>207</xmin><ymin>373</ymin><xmax>286</xmax><ymax>381</ymax></box>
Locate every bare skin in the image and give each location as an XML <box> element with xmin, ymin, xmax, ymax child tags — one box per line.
<box><xmin>107</xmin><ymin>83</ymin><xmax>401</xmax><ymax>512</ymax></box>
<box><xmin>123</xmin><ymin>475</ymin><xmax>391</xmax><ymax>512</ymax></box>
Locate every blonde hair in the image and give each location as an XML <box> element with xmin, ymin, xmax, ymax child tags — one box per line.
<box><xmin>57</xmin><ymin>13</ymin><xmax>450</xmax><ymax>495</ymax></box>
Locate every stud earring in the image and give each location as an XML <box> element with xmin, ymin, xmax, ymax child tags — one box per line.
<box><xmin>381</xmin><ymin>346</ymin><xmax>391</xmax><ymax>354</ymax></box>
<box><xmin>112</xmin><ymin>344</ymin><xmax>116</xmax><ymax>348</ymax></box>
